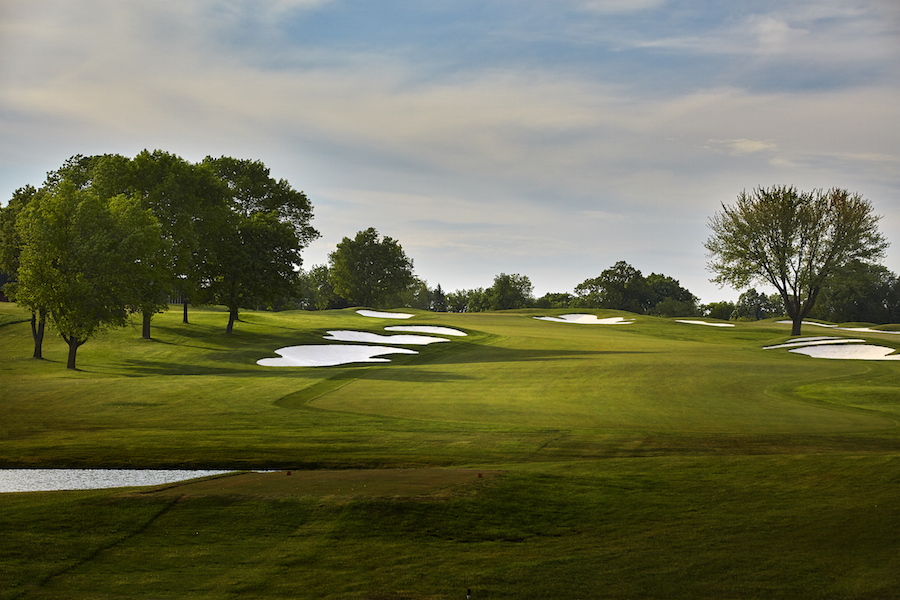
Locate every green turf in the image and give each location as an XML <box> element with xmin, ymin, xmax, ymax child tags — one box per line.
<box><xmin>1</xmin><ymin>302</ymin><xmax>899</xmax><ymax>598</ymax></box>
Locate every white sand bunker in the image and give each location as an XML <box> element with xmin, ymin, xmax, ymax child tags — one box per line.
<box><xmin>257</xmin><ymin>345</ymin><xmax>418</xmax><ymax>367</ymax></box>
<box><xmin>762</xmin><ymin>336</ymin><xmax>900</xmax><ymax>360</ymax></box>
<box><xmin>776</xmin><ymin>320</ymin><xmax>900</xmax><ymax>335</ymax></box>
<box><xmin>385</xmin><ymin>325</ymin><xmax>467</xmax><ymax>337</ymax></box>
<box><xmin>323</xmin><ymin>330</ymin><xmax>449</xmax><ymax>345</ymax></box>
<box><xmin>356</xmin><ymin>310</ymin><xmax>414</xmax><ymax>319</ymax></box>
<box><xmin>535</xmin><ymin>314</ymin><xmax>635</xmax><ymax>325</ymax></box>
<box><xmin>675</xmin><ymin>320</ymin><xmax>735</xmax><ymax>328</ymax></box>
<box><xmin>763</xmin><ymin>337</ymin><xmax>865</xmax><ymax>350</ymax></box>
<box><xmin>790</xmin><ymin>344</ymin><xmax>900</xmax><ymax>360</ymax></box>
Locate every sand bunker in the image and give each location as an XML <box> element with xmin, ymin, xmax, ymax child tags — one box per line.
<box><xmin>535</xmin><ymin>314</ymin><xmax>635</xmax><ymax>325</ymax></box>
<box><xmin>789</xmin><ymin>344</ymin><xmax>900</xmax><ymax>360</ymax></box>
<box><xmin>776</xmin><ymin>320</ymin><xmax>900</xmax><ymax>335</ymax></box>
<box><xmin>356</xmin><ymin>310</ymin><xmax>414</xmax><ymax>319</ymax></box>
<box><xmin>323</xmin><ymin>330</ymin><xmax>449</xmax><ymax>345</ymax></box>
<box><xmin>675</xmin><ymin>320</ymin><xmax>735</xmax><ymax>328</ymax></box>
<box><xmin>763</xmin><ymin>337</ymin><xmax>865</xmax><ymax>350</ymax></box>
<box><xmin>257</xmin><ymin>345</ymin><xmax>417</xmax><ymax>367</ymax></box>
<box><xmin>762</xmin><ymin>336</ymin><xmax>900</xmax><ymax>360</ymax></box>
<box><xmin>385</xmin><ymin>325</ymin><xmax>467</xmax><ymax>336</ymax></box>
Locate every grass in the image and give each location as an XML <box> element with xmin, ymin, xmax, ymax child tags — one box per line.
<box><xmin>1</xmin><ymin>302</ymin><xmax>899</xmax><ymax>598</ymax></box>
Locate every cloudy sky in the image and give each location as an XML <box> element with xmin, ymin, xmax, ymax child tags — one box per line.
<box><xmin>2</xmin><ymin>0</ymin><xmax>898</xmax><ymax>302</ymax></box>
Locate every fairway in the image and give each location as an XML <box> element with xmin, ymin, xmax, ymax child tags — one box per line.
<box><xmin>1</xmin><ymin>303</ymin><xmax>899</xmax><ymax>598</ymax></box>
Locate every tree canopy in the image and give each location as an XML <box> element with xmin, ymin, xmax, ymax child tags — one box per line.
<box><xmin>573</xmin><ymin>261</ymin><xmax>699</xmax><ymax>316</ymax></box>
<box><xmin>705</xmin><ymin>186</ymin><xmax>888</xmax><ymax>335</ymax></box>
<box><xmin>15</xmin><ymin>182</ymin><xmax>162</xmax><ymax>369</ymax></box>
<box><xmin>807</xmin><ymin>260</ymin><xmax>900</xmax><ymax>324</ymax></box>
<box><xmin>3</xmin><ymin>151</ymin><xmax>319</xmax><ymax>367</ymax></box>
<box><xmin>328</xmin><ymin>228</ymin><xmax>415</xmax><ymax>308</ymax></box>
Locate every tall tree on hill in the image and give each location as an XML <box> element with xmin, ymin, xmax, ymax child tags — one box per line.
<box><xmin>202</xmin><ymin>156</ymin><xmax>319</xmax><ymax>247</ymax></box>
<box><xmin>0</xmin><ymin>185</ymin><xmax>47</xmax><ymax>358</ymax></box>
<box><xmin>203</xmin><ymin>157</ymin><xmax>319</xmax><ymax>332</ymax></box>
<box><xmin>15</xmin><ymin>182</ymin><xmax>162</xmax><ymax>369</ymax></box>
<box><xmin>209</xmin><ymin>211</ymin><xmax>304</xmax><ymax>334</ymax></box>
<box><xmin>329</xmin><ymin>228</ymin><xmax>415</xmax><ymax>308</ymax></box>
<box><xmin>488</xmin><ymin>273</ymin><xmax>533</xmax><ymax>310</ymax></box>
<box><xmin>129</xmin><ymin>151</ymin><xmax>232</xmax><ymax>329</ymax></box>
<box><xmin>646</xmin><ymin>273</ymin><xmax>700</xmax><ymax>317</ymax></box>
<box><xmin>574</xmin><ymin>261</ymin><xmax>653</xmax><ymax>313</ymax></box>
<box><xmin>42</xmin><ymin>151</ymin><xmax>229</xmax><ymax>336</ymax></box>
<box><xmin>706</xmin><ymin>186</ymin><xmax>888</xmax><ymax>335</ymax></box>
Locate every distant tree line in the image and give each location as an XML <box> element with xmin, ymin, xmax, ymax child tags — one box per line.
<box><xmin>299</xmin><ymin>247</ymin><xmax>900</xmax><ymax>325</ymax></box>
<box><xmin>0</xmin><ymin>151</ymin><xmax>319</xmax><ymax>368</ymax></box>
<box><xmin>4</xmin><ymin>170</ymin><xmax>897</xmax><ymax>370</ymax></box>
<box><xmin>440</xmin><ymin>262</ymin><xmax>701</xmax><ymax>316</ymax></box>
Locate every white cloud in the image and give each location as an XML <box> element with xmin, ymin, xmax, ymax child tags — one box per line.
<box><xmin>577</xmin><ymin>0</ymin><xmax>666</xmax><ymax>14</ymax></box>
<box><xmin>1</xmin><ymin>0</ymin><xmax>897</xmax><ymax>301</ymax></box>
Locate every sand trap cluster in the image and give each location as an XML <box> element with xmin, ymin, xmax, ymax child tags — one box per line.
<box><xmin>258</xmin><ymin>313</ymin><xmax>467</xmax><ymax>367</ymax></box>
<box><xmin>356</xmin><ymin>309</ymin><xmax>414</xmax><ymax>319</ymax></box>
<box><xmin>776</xmin><ymin>320</ymin><xmax>900</xmax><ymax>335</ymax></box>
<box><xmin>324</xmin><ymin>330</ymin><xmax>450</xmax><ymax>345</ymax></box>
<box><xmin>675</xmin><ymin>320</ymin><xmax>735</xmax><ymax>328</ymax></box>
<box><xmin>763</xmin><ymin>335</ymin><xmax>900</xmax><ymax>361</ymax></box>
<box><xmin>535</xmin><ymin>314</ymin><xmax>634</xmax><ymax>325</ymax></box>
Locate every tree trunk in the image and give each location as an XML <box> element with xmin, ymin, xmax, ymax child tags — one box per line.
<box><xmin>226</xmin><ymin>307</ymin><xmax>238</xmax><ymax>334</ymax></box>
<box><xmin>142</xmin><ymin>310</ymin><xmax>152</xmax><ymax>339</ymax></box>
<box><xmin>66</xmin><ymin>336</ymin><xmax>84</xmax><ymax>370</ymax></box>
<box><xmin>791</xmin><ymin>316</ymin><xmax>802</xmax><ymax>336</ymax></box>
<box><xmin>31</xmin><ymin>310</ymin><xmax>46</xmax><ymax>359</ymax></box>
<box><xmin>183</xmin><ymin>299</ymin><xmax>189</xmax><ymax>324</ymax></box>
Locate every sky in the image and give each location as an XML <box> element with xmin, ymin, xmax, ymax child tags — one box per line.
<box><xmin>1</xmin><ymin>0</ymin><xmax>898</xmax><ymax>303</ymax></box>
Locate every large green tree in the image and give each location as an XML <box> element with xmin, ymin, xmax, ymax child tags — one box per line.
<box><xmin>705</xmin><ymin>186</ymin><xmax>888</xmax><ymax>336</ymax></box>
<box><xmin>731</xmin><ymin>288</ymin><xmax>783</xmax><ymax>321</ymax></box>
<box><xmin>645</xmin><ymin>273</ymin><xmax>700</xmax><ymax>317</ymax></box>
<box><xmin>209</xmin><ymin>211</ymin><xmax>304</xmax><ymax>334</ymax></box>
<box><xmin>808</xmin><ymin>260</ymin><xmax>900</xmax><ymax>324</ymax></box>
<box><xmin>0</xmin><ymin>185</ymin><xmax>47</xmax><ymax>358</ymax></box>
<box><xmin>203</xmin><ymin>156</ymin><xmax>319</xmax><ymax>332</ymax></box>
<box><xmin>128</xmin><ymin>151</ymin><xmax>231</xmax><ymax>328</ymax></box>
<box><xmin>488</xmin><ymin>273</ymin><xmax>533</xmax><ymax>310</ymax></box>
<box><xmin>574</xmin><ymin>261</ymin><xmax>653</xmax><ymax>313</ymax></box>
<box><xmin>15</xmin><ymin>182</ymin><xmax>162</xmax><ymax>369</ymax></box>
<box><xmin>328</xmin><ymin>228</ymin><xmax>415</xmax><ymax>308</ymax></box>
<box><xmin>202</xmin><ymin>156</ymin><xmax>319</xmax><ymax>247</ymax></box>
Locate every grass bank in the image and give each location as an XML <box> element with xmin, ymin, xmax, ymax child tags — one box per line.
<box><xmin>1</xmin><ymin>303</ymin><xmax>898</xmax><ymax>598</ymax></box>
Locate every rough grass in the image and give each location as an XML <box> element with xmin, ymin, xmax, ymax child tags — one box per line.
<box><xmin>1</xmin><ymin>302</ymin><xmax>899</xmax><ymax>598</ymax></box>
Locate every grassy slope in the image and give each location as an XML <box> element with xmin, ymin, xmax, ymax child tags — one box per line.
<box><xmin>1</xmin><ymin>302</ymin><xmax>899</xmax><ymax>599</ymax></box>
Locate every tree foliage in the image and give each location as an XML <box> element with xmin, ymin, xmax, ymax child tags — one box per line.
<box><xmin>488</xmin><ymin>273</ymin><xmax>533</xmax><ymax>310</ymax></box>
<box><xmin>15</xmin><ymin>182</ymin><xmax>162</xmax><ymax>369</ymax></box>
<box><xmin>3</xmin><ymin>150</ymin><xmax>319</xmax><ymax>366</ymax></box>
<box><xmin>0</xmin><ymin>185</ymin><xmax>47</xmax><ymax>357</ymax></box>
<box><xmin>808</xmin><ymin>260</ymin><xmax>900</xmax><ymax>324</ymax></box>
<box><xmin>574</xmin><ymin>261</ymin><xmax>698</xmax><ymax>316</ymax></box>
<box><xmin>706</xmin><ymin>186</ymin><xmax>888</xmax><ymax>335</ymax></box>
<box><xmin>328</xmin><ymin>228</ymin><xmax>415</xmax><ymax>308</ymax></box>
<box><xmin>731</xmin><ymin>288</ymin><xmax>783</xmax><ymax>321</ymax></box>
<box><xmin>209</xmin><ymin>211</ymin><xmax>305</xmax><ymax>333</ymax></box>
<box><xmin>203</xmin><ymin>156</ymin><xmax>319</xmax><ymax>332</ymax></box>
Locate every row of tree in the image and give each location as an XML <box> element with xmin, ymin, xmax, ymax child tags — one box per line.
<box><xmin>0</xmin><ymin>151</ymin><xmax>318</xmax><ymax>368</ymax></box>
<box><xmin>2</xmin><ymin>171</ymin><xmax>894</xmax><ymax>368</ymax></box>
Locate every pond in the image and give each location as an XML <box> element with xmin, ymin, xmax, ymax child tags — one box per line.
<box><xmin>0</xmin><ymin>469</ymin><xmax>235</xmax><ymax>493</ymax></box>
